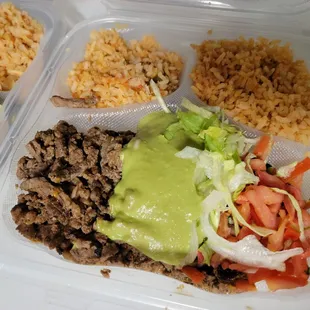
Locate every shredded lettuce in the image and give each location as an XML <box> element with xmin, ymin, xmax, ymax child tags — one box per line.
<box><xmin>181</xmin><ymin>98</ymin><xmax>213</xmax><ymax>119</ymax></box>
<box><xmin>176</xmin><ymin>148</ymin><xmax>264</xmax><ymax>236</ymax></box>
<box><xmin>229</xmin><ymin>162</ymin><xmax>259</xmax><ymax>193</ymax></box>
<box><xmin>272</xmin><ymin>188</ymin><xmax>305</xmax><ymax>242</ymax></box>
<box><xmin>164</xmin><ymin>122</ymin><xmax>183</xmax><ymax>140</ymax></box>
<box><xmin>177</xmin><ymin>111</ymin><xmax>208</xmax><ymax>134</ymax></box>
<box><xmin>201</xmin><ymin>191</ymin><xmax>304</xmax><ymax>271</ymax></box>
<box><xmin>150</xmin><ymin>79</ymin><xmax>171</xmax><ymax>113</ymax></box>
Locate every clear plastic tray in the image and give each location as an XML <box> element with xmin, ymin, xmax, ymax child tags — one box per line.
<box><xmin>0</xmin><ymin>0</ymin><xmax>67</xmax><ymax>146</ymax></box>
<box><xmin>1</xmin><ymin>1</ymin><xmax>310</xmax><ymax>309</ymax></box>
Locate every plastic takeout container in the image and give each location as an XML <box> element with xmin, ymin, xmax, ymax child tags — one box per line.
<box><xmin>1</xmin><ymin>0</ymin><xmax>310</xmax><ymax>309</ymax></box>
<box><xmin>0</xmin><ymin>0</ymin><xmax>67</xmax><ymax>145</ymax></box>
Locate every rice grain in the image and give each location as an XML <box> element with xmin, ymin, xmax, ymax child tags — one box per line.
<box><xmin>191</xmin><ymin>37</ymin><xmax>310</xmax><ymax>145</ymax></box>
<box><xmin>68</xmin><ymin>29</ymin><xmax>183</xmax><ymax>108</ymax></box>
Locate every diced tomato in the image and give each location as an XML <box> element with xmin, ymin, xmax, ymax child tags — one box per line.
<box><xmin>247</xmin><ymin>268</ymin><xmax>278</xmax><ymax>285</ymax></box>
<box><xmin>235</xmin><ymin>279</ymin><xmax>257</xmax><ymax>292</ymax></box>
<box><xmin>217</xmin><ymin>212</ymin><xmax>231</xmax><ymax>238</ymax></box>
<box><xmin>250</xmin><ymin>158</ymin><xmax>266</xmax><ymax>171</ymax></box>
<box><xmin>302</xmin><ymin>209</ymin><xmax>310</xmax><ymax>227</ymax></box>
<box><xmin>301</xmin><ymin>248</ymin><xmax>310</xmax><ymax>259</ymax></box>
<box><xmin>221</xmin><ymin>260</ymin><xmax>230</xmax><ymax>270</ymax></box>
<box><xmin>255</xmin><ymin>185</ymin><xmax>284</xmax><ymax>205</ymax></box>
<box><xmin>229</xmin><ymin>263</ymin><xmax>254</xmax><ymax>273</ymax></box>
<box><xmin>248</xmin><ymin>264</ymin><xmax>308</xmax><ymax>291</ymax></box>
<box><xmin>288</xmin><ymin>174</ymin><xmax>303</xmax><ymax>188</ymax></box>
<box><xmin>235</xmin><ymin>193</ymin><xmax>248</xmax><ymax>204</ymax></box>
<box><xmin>268</xmin><ymin>217</ymin><xmax>288</xmax><ymax>251</ymax></box>
<box><xmin>284</xmin><ymin>157</ymin><xmax>310</xmax><ymax>183</ymax></box>
<box><xmin>182</xmin><ymin>266</ymin><xmax>205</xmax><ymax>284</ymax></box>
<box><xmin>245</xmin><ymin>190</ymin><xmax>277</xmax><ymax>229</ymax></box>
<box><xmin>290</xmin><ymin>255</ymin><xmax>308</xmax><ymax>279</ymax></box>
<box><xmin>279</xmin><ymin>209</ymin><xmax>287</xmax><ymax>220</ymax></box>
<box><xmin>238</xmin><ymin>226</ymin><xmax>260</xmax><ymax>241</ymax></box>
<box><xmin>284</xmin><ymin>239</ymin><xmax>293</xmax><ymax>250</ymax></box>
<box><xmin>227</xmin><ymin>236</ymin><xmax>238</xmax><ymax>242</ymax></box>
<box><xmin>283</xmin><ymin>196</ymin><xmax>296</xmax><ymax>221</ymax></box>
<box><xmin>286</xmin><ymin>184</ymin><xmax>305</xmax><ymax>208</ymax></box>
<box><xmin>211</xmin><ymin>253</ymin><xmax>224</xmax><ymax>268</ymax></box>
<box><xmin>286</xmin><ymin>184</ymin><xmax>304</xmax><ymax>202</ymax></box>
<box><xmin>284</xmin><ymin>226</ymin><xmax>300</xmax><ymax>241</ymax></box>
<box><xmin>197</xmin><ymin>251</ymin><xmax>204</xmax><ymax>265</ymax></box>
<box><xmin>257</xmin><ymin>170</ymin><xmax>286</xmax><ymax>190</ymax></box>
<box><xmin>250</xmin><ymin>207</ymin><xmax>265</xmax><ymax>227</ymax></box>
<box><xmin>304</xmin><ymin>201</ymin><xmax>310</xmax><ymax>210</ymax></box>
<box><xmin>266</xmin><ymin>275</ymin><xmax>308</xmax><ymax>291</ymax></box>
<box><xmin>237</xmin><ymin>202</ymin><xmax>251</xmax><ymax>223</ymax></box>
<box><xmin>284</xmin><ymin>260</ymin><xmax>295</xmax><ymax>276</ymax></box>
<box><xmin>269</xmin><ymin>203</ymin><xmax>281</xmax><ymax>214</ymax></box>
<box><xmin>252</xmin><ymin>135</ymin><xmax>274</xmax><ymax>161</ymax></box>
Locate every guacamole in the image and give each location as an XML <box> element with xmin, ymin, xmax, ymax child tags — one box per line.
<box><xmin>95</xmin><ymin>111</ymin><xmax>204</xmax><ymax>266</ymax></box>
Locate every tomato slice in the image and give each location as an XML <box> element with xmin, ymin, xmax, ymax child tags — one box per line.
<box><xmin>266</xmin><ymin>275</ymin><xmax>308</xmax><ymax>291</ymax></box>
<box><xmin>229</xmin><ymin>263</ymin><xmax>255</xmax><ymax>273</ymax></box>
<box><xmin>255</xmin><ymin>185</ymin><xmax>284</xmax><ymax>205</ymax></box>
<box><xmin>304</xmin><ymin>201</ymin><xmax>310</xmax><ymax>210</ymax></box>
<box><xmin>269</xmin><ymin>203</ymin><xmax>281</xmax><ymax>214</ymax></box>
<box><xmin>250</xmin><ymin>207</ymin><xmax>265</xmax><ymax>227</ymax></box>
<box><xmin>197</xmin><ymin>251</ymin><xmax>204</xmax><ymax>265</ymax></box>
<box><xmin>253</xmin><ymin>135</ymin><xmax>273</xmax><ymax>161</ymax></box>
<box><xmin>210</xmin><ymin>253</ymin><xmax>224</xmax><ymax>268</ymax></box>
<box><xmin>286</xmin><ymin>184</ymin><xmax>305</xmax><ymax>208</ymax></box>
<box><xmin>235</xmin><ymin>193</ymin><xmax>248</xmax><ymax>204</ymax></box>
<box><xmin>217</xmin><ymin>212</ymin><xmax>231</xmax><ymax>238</ymax></box>
<box><xmin>284</xmin><ymin>226</ymin><xmax>300</xmax><ymax>241</ymax></box>
<box><xmin>302</xmin><ymin>209</ymin><xmax>310</xmax><ymax>227</ymax></box>
<box><xmin>235</xmin><ymin>279</ymin><xmax>257</xmax><ymax>292</ymax></box>
<box><xmin>245</xmin><ymin>190</ymin><xmax>277</xmax><ymax>229</ymax></box>
<box><xmin>268</xmin><ymin>217</ymin><xmax>288</xmax><ymax>251</ymax></box>
<box><xmin>237</xmin><ymin>202</ymin><xmax>251</xmax><ymax>223</ymax></box>
<box><xmin>227</xmin><ymin>236</ymin><xmax>238</xmax><ymax>242</ymax></box>
<box><xmin>182</xmin><ymin>266</ymin><xmax>205</xmax><ymax>284</ymax></box>
<box><xmin>284</xmin><ymin>157</ymin><xmax>310</xmax><ymax>183</ymax></box>
<box><xmin>288</xmin><ymin>174</ymin><xmax>303</xmax><ymax>188</ymax></box>
<box><xmin>238</xmin><ymin>226</ymin><xmax>260</xmax><ymax>241</ymax></box>
<box><xmin>290</xmin><ymin>255</ymin><xmax>308</xmax><ymax>279</ymax></box>
<box><xmin>247</xmin><ymin>268</ymin><xmax>278</xmax><ymax>285</ymax></box>
<box><xmin>283</xmin><ymin>196</ymin><xmax>296</xmax><ymax>221</ymax></box>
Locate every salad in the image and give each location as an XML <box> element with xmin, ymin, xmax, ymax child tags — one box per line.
<box><xmin>97</xmin><ymin>82</ymin><xmax>310</xmax><ymax>292</ymax></box>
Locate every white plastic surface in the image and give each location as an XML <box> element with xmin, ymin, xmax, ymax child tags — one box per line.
<box><xmin>0</xmin><ymin>0</ymin><xmax>67</xmax><ymax>145</ymax></box>
<box><xmin>1</xmin><ymin>4</ymin><xmax>310</xmax><ymax>310</ymax></box>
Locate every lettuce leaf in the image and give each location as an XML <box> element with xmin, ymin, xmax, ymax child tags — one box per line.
<box><xmin>201</xmin><ymin>190</ymin><xmax>304</xmax><ymax>271</ymax></box>
<box><xmin>177</xmin><ymin>111</ymin><xmax>208</xmax><ymax>134</ymax></box>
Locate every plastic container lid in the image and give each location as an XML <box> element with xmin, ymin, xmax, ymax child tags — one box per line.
<box><xmin>105</xmin><ymin>0</ymin><xmax>310</xmax><ymax>14</ymax></box>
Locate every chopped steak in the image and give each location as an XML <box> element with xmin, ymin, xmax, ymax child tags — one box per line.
<box><xmin>51</xmin><ymin>95</ymin><xmax>97</xmax><ymax>108</ymax></box>
<box><xmin>100</xmin><ymin>268</ymin><xmax>111</xmax><ymax>278</ymax></box>
<box><xmin>11</xmin><ymin>121</ymin><xmax>243</xmax><ymax>294</ymax></box>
